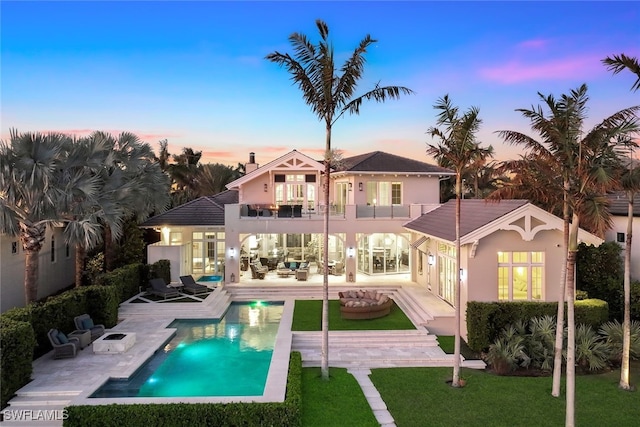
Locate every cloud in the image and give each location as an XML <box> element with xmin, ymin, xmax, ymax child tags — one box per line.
<box><xmin>479</xmin><ymin>54</ymin><xmax>603</xmax><ymax>84</ymax></box>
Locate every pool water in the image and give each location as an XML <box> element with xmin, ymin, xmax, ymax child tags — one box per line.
<box><xmin>197</xmin><ymin>275</ymin><xmax>222</xmax><ymax>282</ymax></box>
<box><xmin>90</xmin><ymin>302</ymin><xmax>284</xmax><ymax>398</ymax></box>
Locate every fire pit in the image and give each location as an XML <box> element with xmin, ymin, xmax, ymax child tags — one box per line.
<box><xmin>93</xmin><ymin>332</ymin><xmax>136</xmax><ymax>354</ymax></box>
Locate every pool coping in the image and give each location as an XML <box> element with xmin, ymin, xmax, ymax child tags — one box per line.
<box><xmin>69</xmin><ymin>299</ymin><xmax>294</xmax><ymax>406</ymax></box>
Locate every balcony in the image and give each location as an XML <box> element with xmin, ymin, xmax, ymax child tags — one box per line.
<box><xmin>236</xmin><ymin>204</ymin><xmax>430</xmax><ymax>220</ymax></box>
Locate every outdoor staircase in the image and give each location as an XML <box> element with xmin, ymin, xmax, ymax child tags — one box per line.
<box><xmin>0</xmin><ymin>392</ymin><xmax>75</xmax><ymax>426</ymax></box>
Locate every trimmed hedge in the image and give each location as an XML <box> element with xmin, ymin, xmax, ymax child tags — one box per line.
<box><xmin>150</xmin><ymin>259</ymin><xmax>171</xmax><ymax>284</ymax></box>
<box><xmin>94</xmin><ymin>263</ymin><xmax>146</xmax><ymax>303</ymax></box>
<box><xmin>0</xmin><ymin>318</ymin><xmax>36</xmax><ymax>408</ymax></box>
<box><xmin>64</xmin><ymin>352</ymin><xmax>303</xmax><ymax>427</ymax></box>
<box><xmin>467</xmin><ymin>299</ymin><xmax>609</xmax><ymax>352</ymax></box>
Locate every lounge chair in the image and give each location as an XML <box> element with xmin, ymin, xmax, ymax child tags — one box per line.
<box><xmin>149</xmin><ymin>278</ymin><xmax>181</xmax><ymax>299</ymax></box>
<box><xmin>330</xmin><ymin>261</ymin><xmax>344</xmax><ymax>275</ymax></box>
<box><xmin>250</xmin><ymin>262</ymin><xmax>267</xmax><ymax>279</ymax></box>
<box><xmin>74</xmin><ymin>314</ymin><xmax>106</xmax><ymax>341</ymax></box>
<box><xmin>179</xmin><ymin>275</ymin><xmax>211</xmax><ymax>295</ymax></box>
<box><xmin>48</xmin><ymin>328</ymin><xmax>80</xmax><ymax>359</ymax></box>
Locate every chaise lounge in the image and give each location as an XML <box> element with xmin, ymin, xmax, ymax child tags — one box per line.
<box><xmin>338</xmin><ymin>290</ymin><xmax>393</xmax><ymax>320</ymax></box>
<box><xmin>74</xmin><ymin>314</ymin><xmax>106</xmax><ymax>342</ymax></box>
<box><xmin>149</xmin><ymin>278</ymin><xmax>181</xmax><ymax>299</ymax></box>
<box><xmin>179</xmin><ymin>275</ymin><xmax>211</xmax><ymax>295</ymax></box>
<box><xmin>48</xmin><ymin>328</ymin><xmax>81</xmax><ymax>359</ymax></box>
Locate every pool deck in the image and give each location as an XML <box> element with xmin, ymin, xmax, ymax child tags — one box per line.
<box><xmin>1</xmin><ymin>278</ymin><xmax>484</xmax><ymax>427</ymax></box>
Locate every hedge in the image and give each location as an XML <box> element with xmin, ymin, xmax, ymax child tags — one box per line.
<box><xmin>466</xmin><ymin>299</ymin><xmax>609</xmax><ymax>352</ymax></box>
<box><xmin>0</xmin><ymin>318</ymin><xmax>36</xmax><ymax>408</ymax></box>
<box><xmin>64</xmin><ymin>352</ymin><xmax>303</xmax><ymax>427</ymax></box>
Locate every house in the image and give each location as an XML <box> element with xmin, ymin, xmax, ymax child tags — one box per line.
<box><xmin>0</xmin><ymin>227</ymin><xmax>76</xmax><ymax>313</ymax></box>
<box><xmin>141</xmin><ymin>150</ymin><xmax>454</xmax><ymax>283</ymax></box>
<box><xmin>605</xmin><ymin>191</ymin><xmax>640</xmax><ymax>280</ymax></box>
<box><xmin>403</xmin><ymin>199</ymin><xmax>602</xmax><ymax>337</ymax></box>
<box><xmin>140</xmin><ymin>149</ymin><xmax>603</xmax><ymax>338</ymax></box>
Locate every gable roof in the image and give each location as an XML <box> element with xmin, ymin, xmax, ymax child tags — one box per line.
<box><xmin>404</xmin><ymin>199</ymin><xmax>602</xmax><ymax>246</ymax></box>
<box><xmin>337</xmin><ymin>151</ymin><xmax>454</xmax><ymax>175</ymax></box>
<box><xmin>140</xmin><ymin>190</ymin><xmax>238</xmax><ymax>227</ymax></box>
<box><xmin>607</xmin><ymin>191</ymin><xmax>640</xmax><ymax>217</ymax></box>
<box><xmin>226</xmin><ymin>150</ymin><xmax>324</xmax><ymax>190</ymax></box>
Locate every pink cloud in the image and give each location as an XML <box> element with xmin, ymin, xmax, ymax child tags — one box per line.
<box><xmin>480</xmin><ymin>55</ymin><xmax>603</xmax><ymax>84</ymax></box>
<box><xmin>517</xmin><ymin>39</ymin><xmax>549</xmax><ymax>50</ymax></box>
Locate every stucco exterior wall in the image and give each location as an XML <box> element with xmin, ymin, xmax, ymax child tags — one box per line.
<box><xmin>605</xmin><ymin>215</ymin><xmax>640</xmax><ymax>281</ymax></box>
<box><xmin>1</xmin><ymin>227</ymin><xmax>75</xmax><ymax>313</ymax></box>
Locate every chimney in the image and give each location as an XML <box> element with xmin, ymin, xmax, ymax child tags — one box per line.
<box><xmin>245</xmin><ymin>152</ymin><xmax>258</xmax><ymax>173</ymax></box>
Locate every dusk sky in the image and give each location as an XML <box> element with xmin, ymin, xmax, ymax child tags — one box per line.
<box><xmin>2</xmin><ymin>1</ymin><xmax>639</xmax><ymax>167</ymax></box>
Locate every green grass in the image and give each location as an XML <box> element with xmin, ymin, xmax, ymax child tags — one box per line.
<box><xmin>370</xmin><ymin>364</ymin><xmax>640</xmax><ymax>427</ymax></box>
<box><xmin>292</xmin><ymin>299</ymin><xmax>415</xmax><ymax>331</ymax></box>
<box><xmin>301</xmin><ymin>367</ymin><xmax>378</xmax><ymax>427</ymax></box>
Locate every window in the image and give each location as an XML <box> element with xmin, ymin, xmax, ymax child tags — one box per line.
<box><xmin>497</xmin><ymin>251</ymin><xmax>544</xmax><ymax>301</ymax></box>
<box><xmin>65</xmin><ymin>244</ymin><xmax>70</xmax><ymax>258</ymax></box>
<box><xmin>365</xmin><ymin>182</ymin><xmax>402</xmax><ymax>206</ymax></box>
<box><xmin>11</xmin><ymin>241</ymin><xmax>18</xmax><ymax>255</ymax></box>
<box><xmin>391</xmin><ymin>182</ymin><xmax>402</xmax><ymax>205</ymax></box>
<box><xmin>51</xmin><ymin>235</ymin><xmax>56</xmax><ymax>263</ymax></box>
<box><xmin>617</xmin><ymin>232</ymin><xmax>625</xmax><ymax>243</ymax></box>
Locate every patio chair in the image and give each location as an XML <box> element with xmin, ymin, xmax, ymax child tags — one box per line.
<box><xmin>74</xmin><ymin>314</ymin><xmax>106</xmax><ymax>341</ymax></box>
<box><xmin>48</xmin><ymin>328</ymin><xmax>80</xmax><ymax>359</ymax></box>
<box><xmin>179</xmin><ymin>275</ymin><xmax>211</xmax><ymax>295</ymax></box>
<box><xmin>149</xmin><ymin>278</ymin><xmax>181</xmax><ymax>299</ymax></box>
<box><xmin>250</xmin><ymin>262</ymin><xmax>267</xmax><ymax>279</ymax></box>
<box><xmin>329</xmin><ymin>261</ymin><xmax>344</xmax><ymax>275</ymax></box>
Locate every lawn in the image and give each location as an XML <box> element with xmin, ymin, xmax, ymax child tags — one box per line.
<box><xmin>301</xmin><ymin>367</ymin><xmax>378</xmax><ymax>427</ymax></box>
<box><xmin>369</xmin><ymin>364</ymin><xmax>640</xmax><ymax>427</ymax></box>
<box><xmin>292</xmin><ymin>299</ymin><xmax>415</xmax><ymax>331</ymax></box>
<box><xmin>436</xmin><ymin>335</ymin><xmax>480</xmax><ymax>360</ymax></box>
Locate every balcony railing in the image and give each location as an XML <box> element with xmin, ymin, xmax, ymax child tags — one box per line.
<box><xmin>237</xmin><ymin>204</ymin><xmax>415</xmax><ymax>220</ymax></box>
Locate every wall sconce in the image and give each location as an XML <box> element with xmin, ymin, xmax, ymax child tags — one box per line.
<box><xmin>349</xmin><ymin>182</ymin><xmax>353</xmax><ymax>191</ymax></box>
<box><xmin>229</xmin><ymin>247</ymin><xmax>236</xmax><ymax>259</ymax></box>
<box><xmin>428</xmin><ymin>254</ymin><xmax>435</xmax><ymax>266</ymax></box>
<box><xmin>264</xmin><ymin>183</ymin><xmax>268</xmax><ymax>192</ymax></box>
<box><xmin>459</xmin><ymin>268</ymin><xmax>466</xmax><ymax>280</ymax></box>
<box><xmin>348</xmin><ymin>272</ymin><xmax>354</xmax><ymax>282</ymax></box>
<box><xmin>230</xmin><ymin>273</ymin><xmax>235</xmax><ymax>283</ymax></box>
<box><xmin>358</xmin><ymin>182</ymin><xmax>363</xmax><ymax>191</ymax></box>
<box><xmin>347</xmin><ymin>247</ymin><xmax>355</xmax><ymax>258</ymax></box>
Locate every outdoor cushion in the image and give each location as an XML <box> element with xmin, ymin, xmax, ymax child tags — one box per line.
<box><xmin>277</xmin><ymin>262</ymin><xmax>286</xmax><ymax>269</ymax></box>
<box><xmin>57</xmin><ymin>332</ymin><xmax>69</xmax><ymax>344</ymax></box>
<box><xmin>290</xmin><ymin>262</ymin><xmax>297</xmax><ymax>269</ymax></box>
<box><xmin>82</xmin><ymin>318</ymin><xmax>94</xmax><ymax>330</ymax></box>
<box><xmin>50</xmin><ymin>330</ymin><xmax>60</xmax><ymax>346</ymax></box>
<box><xmin>299</xmin><ymin>262</ymin><xmax>308</xmax><ymax>269</ymax></box>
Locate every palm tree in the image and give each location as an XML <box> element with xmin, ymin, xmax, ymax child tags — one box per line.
<box><xmin>426</xmin><ymin>95</ymin><xmax>491</xmax><ymax>387</ymax></box>
<box><xmin>266</xmin><ymin>19</ymin><xmax>412</xmax><ymax>379</ymax></box>
<box><xmin>603</xmin><ymin>54</ymin><xmax>640</xmax><ymax>92</ymax></box>
<box><xmin>490</xmin><ymin>84</ymin><xmax>638</xmax><ymax>426</ymax></box>
<box><xmin>195</xmin><ymin>163</ymin><xmax>244</xmax><ymax>197</ymax></box>
<box><xmin>0</xmin><ymin>130</ymin><xmax>100</xmax><ymax>303</ymax></box>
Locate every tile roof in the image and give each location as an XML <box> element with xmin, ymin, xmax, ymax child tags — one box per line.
<box><xmin>607</xmin><ymin>191</ymin><xmax>640</xmax><ymax>217</ymax></box>
<box><xmin>338</xmin><ymin>151</ymin><xmax>454</xmax><ymax>174</ymax></box>
<box><xmin>140</xmin><ymin>190</ymin><xmax>238</xmax><ymax>227</ymax></box>
<box><xmin>404</xmin><ymin>199</ymin><xmax>529</xmax><ymax>241</ymax></box>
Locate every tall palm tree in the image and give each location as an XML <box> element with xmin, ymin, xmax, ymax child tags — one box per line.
<box><xmin>490</xmin><ymin>84</ymin><xmax>638</xmax><ymax>426</ymax></box>
<box><xmin>426</xmin><ymin>95</ymin><xmax>491</xmax><ymax>388</ymax></box>
<box><xmin>0</xmin><ymin>130</ymin><xmax>100</xmax><ymax>303</ymax></box>
<box><xmin>603</xmin><ymin>54</ymin><xmax>640</xmax><ymax>92</ymax></box>
<box><xmin>196</xmin><ymin>163</ymin><xmax>243</xmax><ymax>197</ymax></box>
<box><xmin>266</xmin><ymin>19</ymin><xmax>412</xmax><ymax>379</ymax></box>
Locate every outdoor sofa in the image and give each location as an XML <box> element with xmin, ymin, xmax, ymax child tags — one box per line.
<box><xmin>338</xmin><ymin>290</ymin><xmax>393</xmax><ymax>320</ymax></box>
<box><xmin>74</xmin><ymin>314</ymin><xmax>105</xmax><ymax>341</ymax></box>
<box><xmin>48</xmin><ymin>328</ymin><xmax>81</xmax><ymax>359</ymax></box>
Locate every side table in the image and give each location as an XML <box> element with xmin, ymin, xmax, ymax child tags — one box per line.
<box><xmin>69</xmin><ymin>330</ymin><xmax>91</xmax><ymax>349</ymax></box>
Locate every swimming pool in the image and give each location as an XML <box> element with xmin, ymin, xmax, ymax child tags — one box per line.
<box><xmin>90</xmin><ymin>302</ymin><xmax>284</xmax><ymax>398</ymax></box>
<box><xmin>197</xmin><ymin>275</ymin><xmax>222</xmax><ymax>283</ymax></box>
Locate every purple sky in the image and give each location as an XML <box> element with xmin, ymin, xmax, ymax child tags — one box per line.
<box><xmin>2</xmin><ymin>1</ymin><xmax>639</xmax><ymax>166</ymax></box>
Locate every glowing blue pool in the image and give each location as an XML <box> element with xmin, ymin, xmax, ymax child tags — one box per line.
<box><xmin>197</xmin><ymin>275</ymin><xmax>222</xmax><ymax>283</ymax></box>
<box><xmin>90</xmin><ymin>302</ymin><xmax>284</xmax><ymax>398</ymax></box>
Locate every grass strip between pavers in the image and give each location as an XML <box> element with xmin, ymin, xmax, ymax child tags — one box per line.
<box><xmin>292</xmin><ymin>299</ymin><xmax>415</xmax><ymax>331</ymax></box>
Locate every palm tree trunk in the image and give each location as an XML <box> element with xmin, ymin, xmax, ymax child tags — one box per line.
<box><xmin>104</xmin><ymin>225</ymin><xmax>115</xmax><ymax>271</ymax></box>
<box><xmin>20</xmin><ymin>222</ymin><xmax>46</xmax><ymax>305</ymax></box>
<box><xmin>321</xmin><ymin>123</ymin><xmax>331</xmax><ymax>380</ymax></box>
<box><xmin>565</xmin><ymin>213</ymin><xmax>580</xmax><ymax>427</ymax></box>
<box><xmin>452</xmin><ymin>172</ymin><xmax>462</xmax><ymax>387</ymax></box>
<box><xmin>552</xmin><ymin>185</ymin><xmax>570</xmax><ymax>397</ymax></box>
<box><xmin>620</xmin><ymin>191</ymin><xmax>633</xmax><ymax>390</ymax></box>
<box><xmin>75</xmin><ymin>243</ymin><xmax>86</xmax><ymax>287</ymax></box>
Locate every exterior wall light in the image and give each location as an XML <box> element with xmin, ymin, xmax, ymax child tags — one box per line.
<box><xmin>264</xmin><ymin>183</ymin><xmax>268</xmax><ymax>192</ymax></box>
<box><xmin>358</xmin><ymin>182</ymin><xmax>363</xmax><ymax>191</ymax></box>
<box><xmin>428</xmin><ymin>254</ymin><xmax>435</xmax><ymax>266</ymax></box>
<box><xmin>229</xmin><ymin>247</ymin><xmax>236</xmax><ymax>259</ymax></box>
<box><xmin>347</xmin><ymin>247</ymin><xmax>355</xmax><ymax>258</ymax></box>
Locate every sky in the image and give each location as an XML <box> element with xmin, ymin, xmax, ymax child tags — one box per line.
<box><xmin>2</xmin><ymin>1</ymin><xmax>639</xmax><ymax>167</ymax></box>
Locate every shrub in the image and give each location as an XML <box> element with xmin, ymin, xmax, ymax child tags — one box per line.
<box><xmin>632</xmin><ymin>280</ymin><xmax>640</xmax><ymax>321</ymax></box>
<box><xmin>576</xmin><ymin>241</ymin><xmax>623</xmax><ymax>320</ymax></box>
<box><xmin>0</xmin><ymin>318</ymin><xmax>35</xmax><ymax>409</ymax></box>
<box><xmin>95</xmin><ymin>263</ymin><xmax>144</xmax><ymax>302</ymax></box>
<box><xmin>598</xmin><ymin>319</ymin><xmax>640</xmax><ymax>364</ymax></box>
<box><xmin>574</xmin><ymin>324</ymin><xmax>610</xmax><ymax>372</ymax></box>
<box><xmin>150</xmin><ymin>259</ymin><xmax>171</xmax><ymax>284</ymax></box>
<box><xmin>486</xmin><ymin>325</ymin><xmax>529</xmax><ymax>375</ymax></box>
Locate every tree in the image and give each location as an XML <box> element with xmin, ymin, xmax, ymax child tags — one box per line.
<box><xmin>0</xmin><ymin>130</ymin><xmax>101</xmax><ymax>303</ymax></box>
<box><xmin>603</xmin><ymin>54</ymin><xmax>640</xmax><ymax>92</ymax></box>
<box><xmin>195</xmin><ymin>163</ymin><xmax>244</xmax><ymax>197</ymax></box>
<box><xmin>266</xmin><ymin>19</ymin><xmax>412</xmax><ymax>379</ymax></box>
<box><xmin>490</xmin><ymin>84</ymin><xmax>638</xmax><ymax>426</ymax></box>
<box><xmin>426</xmin><ymin>95</ymin><xmax>491</xmax><ymax>387</ymax></box>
